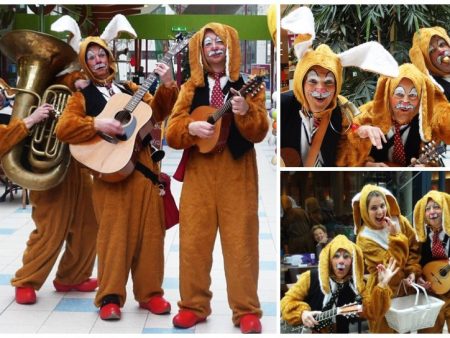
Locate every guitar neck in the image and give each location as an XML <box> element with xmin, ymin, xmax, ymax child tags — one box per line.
<box><xmin>315</xmin><ymin>307</ymin><xmax>338</xmax><ymax>322</ymax></box>
<box><xmin>124</xmin><ymin>52</ymin><xmax>174</xmax><ymax>113</ymax></box>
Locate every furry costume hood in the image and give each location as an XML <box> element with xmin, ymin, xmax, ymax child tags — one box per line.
<box><xmin>318</xmin><ymin>234</ymin><xmax>365</xmax><ymax>296</ymax></box>
<box><xmin>413</xmin><ymin>190</ymin><xmax>450</xmax><ymax>242</ymax></box>
<box><xmin>358</xmin><ymin>63</ymin><xmax>434</xmax><ymax>142</ymax></box>
<box><xmin>52</xmin><ymin>14</ymin><xmax>136</xmax><ymax>85</ymax></box>
<box><xmin>293</xmin><ymin>44</ymin><xmax>342</xmax><ymax>119</ymax></box>
<box><xmin>352</xmin><ymin>184</ymin><xmax>401</xmax><ymax>235</ymax></box>
<box><xmin>188</xmin><ymin>22</ymin><xmax>241</xmax><ymax>87</ymax></box>
<box><xmin>410</xmin><ymin>26</ymin><xmax>450</xmax><ymax>78</ymax></box>
<box><xmin>78</xmin><ymin>36</ymin><xmax>117</xmax><ymax>85</ymax></box>
<box><xmin>281</xmin><ymin>6</ymin><xmax>398</xmax><ymax>121</ymax></box>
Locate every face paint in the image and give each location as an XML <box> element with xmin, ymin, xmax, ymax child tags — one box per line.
<box><xmin>86</xmin><ymin>45</ymin><xmax>110</xmax><ymax>80</ymax></box>
<box><xmin>389</xmin><ymin>78</ymin><xmax>420</xmax><ymax>125</ymax></box>
<box><xmin>430</xmin><ymin>35</ymin><xmax>450</xmax><ymax>73</ymax></box>
<box><xmin>203</xmin><ymin>30</ymin><xmax>226</xmax><ymax>71</ymax></box>
<box><xmin>331</xmin><ymin>249</ymin><xmax>352</xmax><ymax>280</ymax></box>
<box><xmin>303</xmin><ymin>66</ymin><xmax>336</xmax><ymax>113</ymax></box>
<box><xmin>425</xmin><ymin>199</ymin><xmax>443</xmax><ymax>232</ymax></box>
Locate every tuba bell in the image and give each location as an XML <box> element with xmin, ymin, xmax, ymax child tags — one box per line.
<box><xmin>0</xmin><ymin>30</ymin><xmax>78</xmax><ymax>191</ymax></box>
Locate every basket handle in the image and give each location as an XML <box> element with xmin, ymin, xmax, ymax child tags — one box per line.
<box><xmin>410</xmin><ymin>282</ymin><xmax>430</xmax><ymax>308</ymax></box>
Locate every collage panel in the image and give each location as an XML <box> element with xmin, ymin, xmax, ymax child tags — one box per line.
<box><xmin>280</xmin><ymin>170</ymin><xmax>450</xmax><ymax>333</ymax></box>
<box><xmin>280</xmin><ymin>4</ymin><xmax>450</xmax><ymax>168</ymax></box>
<box><xmin>0</xmin><ymin>3</ymin><xmax>278</xmax><ymax>336</ymax></box>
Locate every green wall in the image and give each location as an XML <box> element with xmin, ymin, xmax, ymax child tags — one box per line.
<box><xmin>13</xmin><ymin>13</ymin><xmax>270</xmax><ymax>41</ymax></box>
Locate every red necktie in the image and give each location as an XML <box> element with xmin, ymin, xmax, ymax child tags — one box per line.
<box><xmin>392</xmin><ymin>121</ymin><xmax>406</xmax><ymax>166</ymax></box>
<box><xmin>210</xmin><ymin>73</ymin><xmax>224</xmax><ymax>108</ymax></box>
<box><xmin>431</xmin><ymin>232</ymin><xmax>448</xmax><ymax>259</ymax></box>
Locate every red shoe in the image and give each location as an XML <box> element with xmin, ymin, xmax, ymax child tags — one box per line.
<box><xmin>53</xmin><ymin>278</ymin><xmax>98</xmax><ymax>292</ymax></box>
<box><xmin>239</xmin><ymin>314</ymin><xmax>262</xmax><ymax>334</ymax></box>
<box><xmin>15</xmin><ymin>286</ymin><xmax>36</xmax><ymax>305</ymax></box>
<box><xmin>172</xmin><ymin>309</ymin><xmax>206</xmax><ymax>328</ymax></box>
<box><xmin>100</xmin><ymin>303</ymin><xmax>121</xmax><ymax>320</ymax></box>
<box><xmin>139</xmin><ymin>295</ymin><xmax>171</xmax><ymax>314</ymax></box>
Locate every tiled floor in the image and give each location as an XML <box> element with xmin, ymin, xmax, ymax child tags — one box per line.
<box><xmin>0</xmin><ymin>138</ymin><xmax>278</xmax><ymax>334</ymax></box>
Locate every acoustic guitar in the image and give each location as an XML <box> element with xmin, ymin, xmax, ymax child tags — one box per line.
<box><xmin>281</xmin><ymin>301</ymin><xmax>362</xmax><ymax>333</ymax></box>
<box><xmin>422</xmin><ymin>259</ymin><xmax>450</xmax><ymax>295</ymax></box>
<box><xmin>70</xmin><ymin>33</ymin><xmax>190</xmax><ymax>182</ymax></box>
<box><xmin>191</xmin><ymin>76</ymin><xmax>264</xmax><ymax>154</ymax></box>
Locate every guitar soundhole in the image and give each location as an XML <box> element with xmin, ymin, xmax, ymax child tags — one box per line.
<box><xmin>115</xmin><ymin>110</ymin><xmax>131</xmax><ymax>125</ymax></box>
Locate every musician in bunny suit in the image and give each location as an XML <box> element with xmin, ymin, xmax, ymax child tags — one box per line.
<box><xmin>55</xmin><ymin>15</ymin><xmax>179</xmax><ymax>320</ymax></box>
<box><xmin>353</xmin><ymin>184</ymin><xmax>421</xmax><ymax>332</ymax></box>
<box><xmin>165</xmin><ymin>23</ymin><xmax>268</xmax><ymax>333</ymax></box>
<box><xmin>338</xmin><ymin>63</ymin><xmax>450</xmax><ymax>167</ymax></box>
<box><xmin>279</xmin><ymin>7</ymin><xmax>399</xmax><ymax>167</ymax></box>
<box><xmin>413</xmin><ymin>191</ymin><xmax>450</xmax><ymax>333</ymax></box>
<box><xmin>281</xmin><ymin>235</ymin><xmax>397</xmax><ymax>333</ymax></box>
<box><xmin>0</xmin><ymin>65</ymin><xmax>98</xmax><ymax>307</ymax></box>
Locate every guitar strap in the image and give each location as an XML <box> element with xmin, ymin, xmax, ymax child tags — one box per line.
<box><xmin>304</xmin><ymin>114</ymin><xmax>331</xmax><ymax>167</ymax></box>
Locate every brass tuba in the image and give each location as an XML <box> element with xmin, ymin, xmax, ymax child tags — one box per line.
<box><xmin>0</xmin><ymin>30</ymin><xmax>78</xmax><ymax>191</ymax></box>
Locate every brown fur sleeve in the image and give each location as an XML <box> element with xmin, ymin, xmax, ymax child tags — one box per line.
<box><xmin>0</xmin><ymin>118</ymin><xmax>29</xmax><ymax>157</ymax></box>
<box><xmin>126</xmin><ymin>80</ymin><xmax>179</xmax><ymax>123</ymax></box>
<box><xmin>431</xmin><ymin>98</ymin><xmax>450</xmax><ymax>144</ymax></box>
<box><xmin>55</xmin><ymin>92</ymin><xmax>96</xmax><ymax>144</ymax></box>
<box><xmin>165</xmin><ymin>80</ymin><xmax>198</xmax><ymax>149</ymax></box>
<box><xmin>234</xmin><ymin>85</ymin><xmax>269</xmax><ymax>143</ymax></box>
<box><xmin>360</xmin><ymin>284</ymin><xmax>392</xmax><ymax>320</ymax></box>
<box><xmin>400</xmin><ymin>216</ymin><xmax>422</xmax><ymax>277</ymax></box>
<box><xmin>280</xmin><ymin>270</ymin><xmax>312</xmax><ymax>326</ymax></box>
<box><xmin>55</xmin><ymin>71</ymin><xmax>88</xmax><ymax>92</ymax></box>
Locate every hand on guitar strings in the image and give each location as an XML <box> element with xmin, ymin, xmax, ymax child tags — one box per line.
<box><xmin>230</xmin><ymin>88</ymin><xmax>249</xmax><ymax>115</ymax></box>
<box><xmin>153</xmin><ymin>62</ymin><xmax>174</xmax><ymax>87</ymax></box>
<box><xmin>94</xmin><ymin>117</ymin><xmax>124</xmax><ymax>136</ymax></box>
<box><xmin>356</xmin><ymin>125</ymin><xmax>386</xmax><ymax>150</ymax></box>
<box><xmin>301</xmin><ymin>310</ymin><xmax>321</xmax><ymax>328</ymax></box>
<box><xmin>376</xmin><ymin>257</ymin><xmax>400</xmax><ymax>288</ymax></box>
<box><xmin>188</xmin><ymin>121</ymin><xmax>215</xmax><ymax>139</ymax></box>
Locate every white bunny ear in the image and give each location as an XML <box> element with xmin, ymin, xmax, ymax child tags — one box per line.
<box><xmin>51</xmin><ymin>15</ymin><xmax>81</xmax><ymax>53</ymax></box>
<box><xmin>338</xmin><ymin>41</ymin><xmax>399</xmax><ymax>77</ymax></box>
<box><xmin>281</xmin><ymin>6</ymin><xmax>315</xmax><ymax>59</ymax></box>
<box><xmin>100</xmin><ymin>14</ymin><xmax>137</xmax><ymax>44</ymax></box>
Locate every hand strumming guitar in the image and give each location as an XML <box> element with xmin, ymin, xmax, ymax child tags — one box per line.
<box><xmin>188</xmin><ymin>121</ymin><xmax>215</xmax><ymax>139</ymax></box>
<box><xmin>94</xmin><ymin>117</ymin><xmax>124</xmax><ymax>136</ymax></box>
<box><xmin>301</xmin><ymin>310</ymin><xmax>321</xmax><ymax>328</ymax></box>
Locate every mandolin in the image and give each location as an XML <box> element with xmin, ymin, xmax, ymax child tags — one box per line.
<box><xmin>422</xmin><ymin>259</ymin><xmax>450</xmax><ymax>295</ymax></box>
<box><xmin>281</xmin><ymin>302</ymin><xmax>362</xmax><ymax>333</ymax></box>
<box><xmin>191</xmin><ymin>76</ymin><xmax>265</xmax><ymax>154</ymax></box>
<box><xmin>69</xmin><ymin>33</ymin><xmax>190</xmax><ymax>182</ymax></box>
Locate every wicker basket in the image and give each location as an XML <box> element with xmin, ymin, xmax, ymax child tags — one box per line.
<box><xmin>385</xmin><ymin>282</ymin><xmax>445</xmax><ymax>333</ymax></box>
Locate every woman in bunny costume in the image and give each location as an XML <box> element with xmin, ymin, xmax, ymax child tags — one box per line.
<box><xmin>55</xmin><ymin>15</ymin><xmax>179</xmax><ymax>320</ymax></box>
<box><xmin>353</xmin><ymin>184</ymin><xmax>421</xmax><ymax>332</ymax></box>
<box><xmin>413</xmin><ymin>190</ymin><xmax>450</xmax><ymax>333</ymax></box>
<box><xmin>280</xmin><ymin>6</ymin><xmax>399</xmax><ymax>167</ymax></box>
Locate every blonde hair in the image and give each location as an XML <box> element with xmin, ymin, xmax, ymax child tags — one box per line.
<box><xmin>311</xmin><ymin>224</ymin><xmax>327</xmax><ymax>233</ymax></box>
